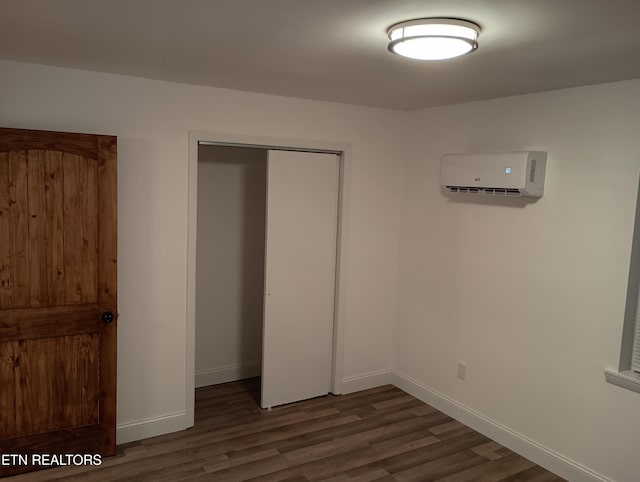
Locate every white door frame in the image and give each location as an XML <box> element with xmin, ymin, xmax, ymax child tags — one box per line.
<box><xmin>186</xmin><ymin>130</ymin><xmax>351</xmax><ymax>426</ymax></box>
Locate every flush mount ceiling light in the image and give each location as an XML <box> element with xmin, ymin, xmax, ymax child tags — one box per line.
<box><xmin>387</xmin><ymin>18</ymin><xmax>480</xmax><ymax>61</ymax></box>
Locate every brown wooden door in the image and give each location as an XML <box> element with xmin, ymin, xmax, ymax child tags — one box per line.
<box><xmin>0</xmin><ymin>128</ymin><xmax>117</xmax><ymax>477</ymax></box>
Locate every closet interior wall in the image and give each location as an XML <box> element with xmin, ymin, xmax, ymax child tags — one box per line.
<box><xmin>195</xmin><ymin>145</ymin><xmax>267</xmax><ymax>387</ymax></box>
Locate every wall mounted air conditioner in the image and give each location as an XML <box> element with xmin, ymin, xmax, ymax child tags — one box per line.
<box><xmin>440</xmin><ymin>151</ymin><xmax>547</xmax><ymax>198</ymax></box>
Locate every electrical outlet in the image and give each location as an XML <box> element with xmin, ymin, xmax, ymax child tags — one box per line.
<box><xmin>457</xmin><ymin>361</ymin><xmax>467</xmax><ymax>380</ymax></box>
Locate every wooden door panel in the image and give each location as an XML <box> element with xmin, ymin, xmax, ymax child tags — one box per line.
<box><xmin>27</xmin><ymin>150</ymin><xmax>64</xmax><ymax>308</ymax></box>
<box><xmin>0</xmin><ymin>128</ymin><xmax>117</xmax><ymax>477</ymax></box>
<box><xmin>6</xmin><ymin>151</ymin><xmax>29</xmax><ymax>308</ymax></box>
<box><xmin>0</xmin><ymin>334</ymin><xmax>99</xmax><ymax>439</ymax></box>
<box><xmin>0</xmin><ymin>152</ymin><xmax>11</xmax><ymax>307</ymax></box>
<box><xmin>0</xmin><ymin>151</ymin><xmax>30</xmax><ymax>309</ymax></box>
<box><xmin>63</xmin><ymin>152</ymin><xmax>99</xmax><ymax>306</ymax></box>
<box><xmin>0</xmin><ymin>150</ymin><xmax>99</xmax><ymax>310</ymax></box>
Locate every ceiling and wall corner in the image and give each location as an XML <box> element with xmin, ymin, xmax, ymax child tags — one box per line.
<box><xmin>0</xmin><ymin>0</ymin><xmax>639</xmax><ymax>110</ymax></box>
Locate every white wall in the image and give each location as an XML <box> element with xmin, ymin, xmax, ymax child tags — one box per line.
<box><xmin>4</xmin><ymin>57</ymin><xmax>639</xmax><ymax>480</ymax></box>
<box><xmin>0</xmin><ymin>59</ymin><xmax>405</xmax><ymax>441</ymax></box>
<box><xmin>195</xmin><ymin>146</ymin><xmax>266</xmax><ymax>387</ymax></box>
<box><xmin>395</xmin><ymin>79</ymin><xmax>640</xmax><ymax>482</ymax></box>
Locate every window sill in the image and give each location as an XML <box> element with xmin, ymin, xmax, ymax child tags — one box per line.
<box><xmin>604</xmin><ymin>369</ymin><xmax>640</xmax><ymax>393</ymax></box>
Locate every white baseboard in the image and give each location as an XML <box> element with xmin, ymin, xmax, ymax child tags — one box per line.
<box><xmin>118</xmin><ymin>366</ymin><xmax>607</xmax><ymax>482</ymax></box>
<box><xmin>195</xmin><ymin>362</ymin><xmax>261</xmax><ymax>388</ymax></box>
<box><xmin>341</xmin><ymin>369</ymin><xmax>392</xmax><ymax>394</ymax></box>
<box><xmin>116</xmin><ymin>411</ymin><xmax>189</xmax><ymax>445</ymax></box>
<box><xmin>391</xmin><ymin>370</ymin><xmax>611</xmax><ymax>482</ymax></box>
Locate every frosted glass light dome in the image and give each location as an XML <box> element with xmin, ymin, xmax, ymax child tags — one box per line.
<box><xmin>388</xmin><ymin>18</ymin><xmax>480</xmax><ymax>61</ymax></box>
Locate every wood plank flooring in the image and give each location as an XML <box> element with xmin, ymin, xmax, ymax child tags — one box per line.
<box><xmin>5</xmin><ymin>378</ymin><xmax>565</xmax><ymax>481</ymax></box>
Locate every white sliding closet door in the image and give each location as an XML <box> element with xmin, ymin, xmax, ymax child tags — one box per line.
<box><xmin>261</xmin><ymin>150</ymin><xmax>339</xmax><ymax>409</ymax></box>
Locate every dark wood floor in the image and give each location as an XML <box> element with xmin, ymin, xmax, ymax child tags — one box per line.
<box><xmin>6</xmin><ymin>378</ymin><xmax>565</xmax><ymax>481</ymax></box>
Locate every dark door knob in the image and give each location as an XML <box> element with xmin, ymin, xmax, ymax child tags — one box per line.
<box><xmin>101</xmin><ymin>311</ymin><xmax>114</xmax><ymax>324</ymax></box>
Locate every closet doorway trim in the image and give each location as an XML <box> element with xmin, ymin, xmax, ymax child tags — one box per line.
<box><xmin>186</xmin><ymin>130</ymin><xmax>351</xmax><ymax>427</ymax></box>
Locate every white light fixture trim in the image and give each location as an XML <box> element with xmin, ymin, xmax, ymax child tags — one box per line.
<box><xmin>388</xmin><ymin>18</ymin><xmax>480</xmax><ymax>61</ymax></box>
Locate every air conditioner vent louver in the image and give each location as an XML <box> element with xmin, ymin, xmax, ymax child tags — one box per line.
<box><xmin>481</xmin><ymin>187</ymin><xmax>521</xmax><ymax>196</ymax></box>
<box><xmin>446</xmin><ymin>186</ymin><xmax>522</xmax><ymax>196</ymax></box>
<box><xmin>446</xmin><ymin>186</ymin><xmax>478</xmax><ymax>194</ymax></box>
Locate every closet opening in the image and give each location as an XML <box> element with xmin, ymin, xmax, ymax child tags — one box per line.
<box><xmin>190</xmin><ymin>137</ymin><xmax>346</xmax><ymax>415</ymax></box>
<box><xmin>195</xmin><ymin>145</ymin><xmax>266</xmax><ymax>399</ymax></box>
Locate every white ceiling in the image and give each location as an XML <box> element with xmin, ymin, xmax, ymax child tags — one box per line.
<box><xmin>1</xmin><ymin>0</ymin><xmax>639</xmax><ymax>110</ymax></box>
